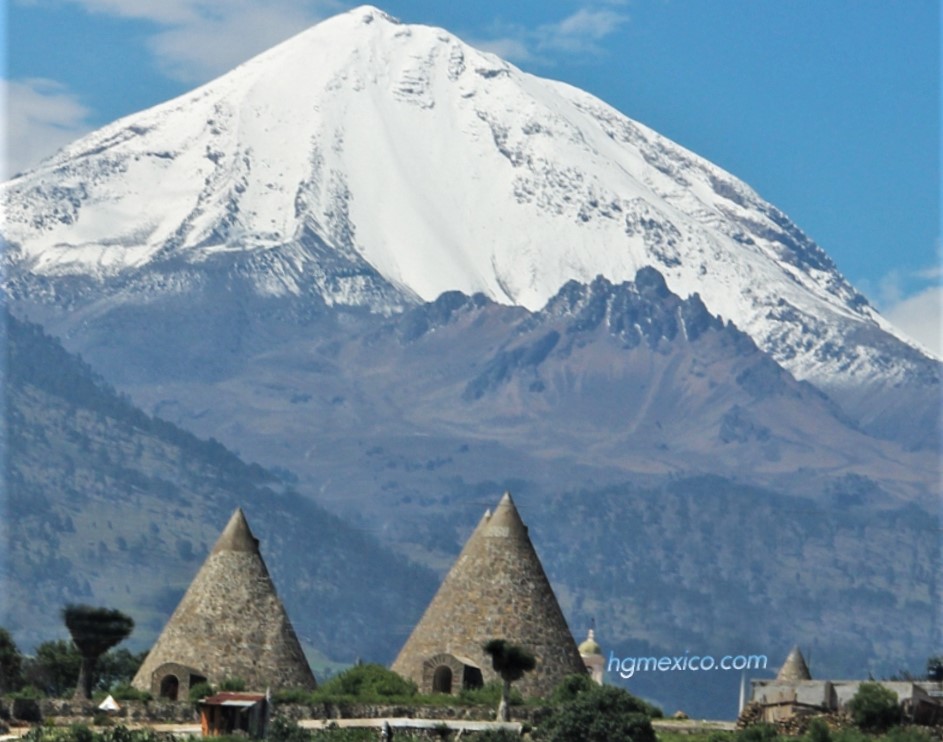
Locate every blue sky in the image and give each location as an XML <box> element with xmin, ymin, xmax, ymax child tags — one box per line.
<box><xmin>3</xmin><ymin>0</ymin><xmax>940</xmax><ymax>354</ymax></box>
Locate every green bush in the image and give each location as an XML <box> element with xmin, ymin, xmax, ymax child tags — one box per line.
<box><xmin>218</xmin><ymin>677</ymin><xmax>247</xmax><ymax>692</ymax></box>
<box><xmin>98</xmin><ymin>726</ymin><xmax>137</xmax><ymax>742</ymax></box>
<box><xmin>739</xmin><ymin>724</ymin><xmax>780</xmax><ymax>742</ymax></box>
<box><xmin>273</xmin><ymin>687</ymin><xmax>315</xmax><ymax>705</ymax></box>
<box><xmin>312</xmin><ymin>664</ymin><xmax>417</xmax><ymax>703</ymax></box>
<box><xmin>22</xmin><ymin>730</ymin><xmax>171</xmax><ymax>742</ymax></box>
<box><xmin>848</xmin><ymin>683</ymin><xmax>900</xmax><ymax>732</ymax></box>
<box><xmin>475</xmin><ymin>730</ymin><xmax>522</xmax><ymax>741</ymax></box>
<box><xmin>805</xmin><ymin>717</ymin><xmax>831</xmax><ymax>742</ymax></box>
<box><xmin>188</xmin><ymin>681</ymin><xmax>214</xmax><ymax>702</ymax></box>
<box><xmin>829</xmin><ymin>728</ymin><xmax>868</xmax><ymax>742</ymax></box>
<box><xmin>68</xmin><ymin>725</ymin><xmax>95</xmax><ymax>742</ymax></box>
<box><xmin>533</xmin><ymin>685</ymin><xmax>657</xmax><ymax>742</ymax></box>
<box><xmin>12</xmin><ymin>695</ymin><xmax>43</xmax><ymax>722</ymax></box>
<box><xmin>108</xmin><ymin>683</ymin><xmax>151</xmax><ymax>702</ymax></box>
<box><xmin>267</xmin><ymin>716</ymin><xmax>310</xmax><ymax>742</ymax></box>
<box><xmin>304</xmin><ymin>723</ymin><xmax>381</xmax><ymax>741</ymax></box>
<box><xmin>9</xmin><ymin>685</ymin><xmax>44</xmax><ymax>700</ymax></box>
<box><xmin>458</xmin><ymin>681</ymin><xmax>522</xmax><ymax>707</ymax></box>
<box><xmin>549</xmin><ymin>674</ymin><xmax>595</xmax><ymax>704</ymax></box>
<box><xmin>882</xmin><ymin>727</ymin><xmax>935</xmax><ymax>742</ymax></box>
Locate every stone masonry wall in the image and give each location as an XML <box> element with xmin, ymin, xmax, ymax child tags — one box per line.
<box><xmin>392</xmin><ymin>494</ymin><xmax>586</xmax><ymax>698</ymax></box>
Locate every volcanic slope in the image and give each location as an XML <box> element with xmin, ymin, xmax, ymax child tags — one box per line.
<box><xmin>2</xmin><ymin>6</ymin><xmax>938</xmax><ymax>446</ymax></box>
<box><xmin>1</xmin><ymin>310</ymin><xmax>436</xmax><ymax>663</ymax></box>
<box><xmin>106</xmin><ymin>269</ymin><xmax>937</xmax><ymax>550</ymax></box>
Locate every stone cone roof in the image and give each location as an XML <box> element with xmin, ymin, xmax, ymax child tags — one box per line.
<box><xmin>132</xmin><ymin>508</ymin><xmax>317</xmax><ymax>692</ymax></box>
<box><xmin>391</xmin><ymin>492</ymin><xmax>585</xmax><ymax>698</ymax></box>
<box><xmin>777</xmin><ymin>645</ymin><xmax>812</xmax><ymax>681</ymax></box>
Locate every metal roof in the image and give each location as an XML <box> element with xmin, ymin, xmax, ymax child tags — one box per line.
<box><xmin>201</xmin><ymin>692</ymin><xmax>266</xmax><ymax>707</ymax></box>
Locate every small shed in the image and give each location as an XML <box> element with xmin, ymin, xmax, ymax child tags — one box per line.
<box><xmin>200</xmin><ymin>692</ymin><xmax>268</xmax><ymax>738</ymax></box>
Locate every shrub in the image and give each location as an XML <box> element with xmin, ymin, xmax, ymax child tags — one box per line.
<box><xmin>9</xmin><ymin>685</ymin><xmax>44</xmax><ymax>700</ymax></box>
<box><xmin>272</xmin><ymin>687</ymin><xmax>314</xmax><ymax>705</ymax></box>
<box><xmin>11</xmin><ymin>695</ymin><xmax>42</xmax><ymax>723</ymax></box>
<box><xmin>218</xmin><ymin>677</ymin><xmax>246</xmax><ymax>692</ymax></box>
<box><xmin>533</xmin><ymin>685</ymin><xmax>657</xmax><ymax>742</ymax></box>
<box><xmin>69</xmin><ymin>724</ymin><xmax>95</xmax><ymax>742</ymax></box>
<box><xmin>458</xmin><ymin>681</ymin><xmax>522</xmax><ymax>707</ymax></box>
<box><xmin>91</xmin><ymin>712</ymin><xmax>113</xmax><ymax>727</ymax></box>
<box><xmin>188</xmin><ymin>681</ymin><xmax>214</xmax><ymax>702</ymax></box>
<box><xmin>309</xmin><ymin>727</ymin><xmax>375</xmax><ymax>741</ymax></box>
<box><xmin>805</xmin><ymin>717</ymin><xmax>831</xmax><ymax>742</ymax></box>
<box><xmin>883</xmin><ymin>727</ymin><xmax>935</xmax><ymax>742</ymax></box>
<box><xmin>475</xmin><ymin>730</ymin><xmax>522</xmax><ymax>741</ymax></box>
<box><xmin>267</xmin><ymin>716</ymin><xmax>310</xmax><ymax>742</ymax></box>
<box><xmin>739</xmin><ymin>724</ymin><xmax>780</xmax><ymax>742</ymax></box>
<box><xmin>847</xmin><ymin>682</ymin><xmax>900</xmax><ymax>732</ymax></box>
<box><xmin>108</xmin><ymin>683</ymin><xmax>151</xmax><ymax>702</ymax></box>
<box><xmin>829</xmin><ymin>728</ymin><xmax>868</xmax><ymax>742</ymax></box>
<box><xmin>99</xmin><ymin>726</ymin><xmax>137</xmax><ymax>742</ymax></box>
<box><xmin>549</xmin><ymin>674</ymin><xmax>595</xmax><ymax>704</ymax></box>
<box><xmin>312</xmin><ymin>664</ymin><xmax>417</xmax><ymax>702</ymax></box>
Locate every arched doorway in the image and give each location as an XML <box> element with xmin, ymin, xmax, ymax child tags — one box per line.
<box><xmin>432</xmin><ymin>665</ymin><xmax>453</xmax><ymax>694</ymax></box>
<box><xmin>159</xmin><ymin>674</ymin><xmax>180</xmax><ymax>700</ymax></box>
<box><xmin>463</xmin><ymin>666</ymin><xmax>483</xmax><ymax>691</ymax></box>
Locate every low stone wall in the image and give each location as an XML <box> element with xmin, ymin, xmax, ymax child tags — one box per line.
<box><xmin>276</xmin><ymin>702</ymin><xmax>546</xmax><ymax>724</ymax></box>
<box><xmin>0</xmin><ymin>699</ymin><xmax>198</xmax><ymax>726</ymax></box>
<box><xmin>276</xmin><ymin>703</ymin><xmax>489</xmax><ymax>722</ymax></box>
<box><xmin>2</xmin><ymin>698</ymin><xmax>544</xmax><ymax>727</ymax></box>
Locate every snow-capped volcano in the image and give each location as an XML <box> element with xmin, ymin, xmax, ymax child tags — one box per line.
<box><xmin>2</xmin><ymin>6</ymin><xmax>938</xmax><ymax>445</ymax></box>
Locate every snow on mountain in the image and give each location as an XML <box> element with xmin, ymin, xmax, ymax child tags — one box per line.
<box><xmin>2</xmin><ymin>5</ymin><xmax>938</xmax><ymax>443</ymax></box>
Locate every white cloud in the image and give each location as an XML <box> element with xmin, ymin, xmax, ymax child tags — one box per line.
<box><xmin>38</xmin><ymin>0</ymin><xmax>344</xmax><ymax>85</ymax></box>
<box><xmin>474</xmin><ymin>37</ymin><xmax>536</xmax><ymax>65</ymax></box>
<box><xmin>883</xmin><ymin>285</ymin><xmax>942</xmax><ymax>359</ymax></box>
<box><xmin>0</xmin><ymin>78</ymin><xmax>93</xmax><ymax>178</ymax></box>
<box><xmin>49</xmin><ymin>0</ymin><xmax>201</xmax><ymax>25</ymax></box>
<box><xmin>147</xmin><ymin>4</ymin><xmax>333</xmax><ymax>83</ymax></box>
<box><xmin>871</xmin><ymin>248</ymin><xmax>943</xmax><ymax>358</ymax></box>
<box><xmin>475</xmin><ymin>5</ymin><xmax>630</xmax><ymax>66</ymax></box>
<box><xmin>22</xmin><ymin>2</ymin><xmax>628</xmax><ymax>89</ymax></box>
<box><xmin>542</xmin><ymin>8</ymin><xmax>630</xmax><ymax>53</ymax></box>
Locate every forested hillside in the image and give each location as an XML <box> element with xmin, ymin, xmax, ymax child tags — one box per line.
<box><xmin>1</xmin><ymin>310</ymin><xmax>437</xmax><ymax>666</ymax></box>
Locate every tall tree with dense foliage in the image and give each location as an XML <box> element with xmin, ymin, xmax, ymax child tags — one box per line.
<box><xmin>847</xmin><ymin>682</ymin><xmax>901</xmax><ymax>732</ymax></box>
<box><xmin>483</xmin><ymin>639</ymin><xmax>536</xmax><ymax>722</ymax></box>
<box><xmin>22</xmin><ymin>640</ymin><xmax>81</xmax><ymax>696</ymax></box>
<box><xmin>0</xmin><ymin>628</ymin><xmax>24</xmax><ymax>693</ymax></box>
<box><xmin>62</xmin><ymin>605</ymin><xmax>134</xmax><ymax>699</ymax></box>
<box><xmin>534</xmin><ymin>684</ymin><xmax>658</xmax><ymax>742</ymax></box>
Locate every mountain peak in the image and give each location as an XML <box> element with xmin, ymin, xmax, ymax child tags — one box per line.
<box><xmin>2</xmin><ymin>5</ymin><xmax>938</xmax><ymax>445</ymax></box>
<box><xmin>347</xmin><ymin>4</ymin><xmax>401</xmax><ymax>25</ymax></box>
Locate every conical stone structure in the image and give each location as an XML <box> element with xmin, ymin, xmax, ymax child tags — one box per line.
<box><xmin>132</xmin><ymin>508</ymin><xmax>316</xmax><ymax>697</ymax></box>
<box><xmin>391</xmin><ymin>492</ymin><xmax>585</xmax><ymax>698</ymax></box>
<box><xmin>776</xmin><ymin>646</ymin><xmax>812</xmax><ymax>682</ymax></box>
